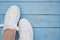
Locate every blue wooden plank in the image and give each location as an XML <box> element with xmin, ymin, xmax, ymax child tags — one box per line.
<box><xmin>22</xmin><ymin>15</ymin><xmax>60</xmax><ymax>27</ymax></box>
<box><xmin>0</xmin><ymin>28</ymin><xmax>60</xmax><ymax>40</ymax></box>
<box><xmin>20</xmin><ymin>3</ymin><xmax>60</xmax><ymax>14</ymax></box>
<box><xmin>34</xmin><ymin>28</ymin><xmax>60</xmax><ymax>40</ymax></box>
<box><xmin>0</xmin><ymin>15</ymin><xmax>4</xmax><ymax>24</ymax></box>
<box><xmin>0</xmin><ymin>28</ymin><xmax>3</xmax><ymax>40</ymax></box>
<box><xmin>0</xmin><ymin>2</ymin><xmax>60</xmax><ymax>14</ymax></box>
<box><xmin>0</xmin><ymin>15</ymin><xmax>60</xmax><ymax>27</ymax></box>
<box><xmin>0</xmin><ymin>0</ymin><xmax>60</xmax><ymax>1</ymax></box>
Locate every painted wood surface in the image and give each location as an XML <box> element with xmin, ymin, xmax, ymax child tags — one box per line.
<box><xmin>0</xmin><ymin>28</ymin><xmax>2</xmax><ymax>40</ymax></box>
<box><xmin>0</xmin><ymin>2</ymin><xmax>60</xmax><ymax>14</ymax></box>
<box><xmin>0</xmin><ymin>28</ymin><xmax>60</xmax><ymax>40</ymax></box>
<box><xmin>0</xmin><ymin>15</ymin><xmax>60</xmax><ymax>27</ymax></box>
<box><xmin>0</xmin><ymin>0</ymin><xmax>60</xmax><ymax>40</ymax></box>
<box><xmin>0</xmin><ymin>0</ymin><xmax>60</xmax><ymax>1</ymax></box>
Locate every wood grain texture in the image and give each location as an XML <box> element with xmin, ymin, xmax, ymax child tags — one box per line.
<box><xmin>0</xmin><ymin>0</ymin><xmax>60</xmax><ymax>40</ymax></box>
<box><xmin>0</xmin><ymin>28</ymin><xmax>60</xmax><ymax>40</ymax></box>
<box><xmin>0</xmin><ymin>0</ymin><xmax>60</xmax><ymax>1</ymax></box>
<box><xmin>33</xmin><ymin>28</ymin><xmax>60</xmax><ymax>40</ymax></box>
<box><xmin>0</xmin><ymin>15</ymin><xmax>4</xmax><ymax>24</ymax></box>
<box><xmin>0</xmin><ymin>15</ymin><xmax>60</xmax><ymax>27</ymax></box>
<box><xmin>0</xmin><ymin>28</ymin><xmax>3</xmax><ymax>40</ymax></box>
<box><xmin>0</xmin><ymin>2</ymin><xmax>60</xmax><ymax>14</ymax></box>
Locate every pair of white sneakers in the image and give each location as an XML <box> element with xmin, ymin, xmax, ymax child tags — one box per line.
<box><xmin>3</xmin><ymin>5</ymin><xmax>33</xmax><ymax>40</ymax></box>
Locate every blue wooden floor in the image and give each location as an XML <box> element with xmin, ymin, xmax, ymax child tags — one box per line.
<box><xmin>0</xmin><ymin>0</ymin><xmax>60</xmax><ymax>40</ymax></box>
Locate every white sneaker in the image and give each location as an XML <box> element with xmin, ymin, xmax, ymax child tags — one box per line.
<box><xmin>19</xmin><ymin>18</ymin><xmax>33</xmax><ymax>40</ymax></box>
<box><xmin>3</xmin><ymin>5</ymin><xmax>20</xmax><ymax>31</ymax></box>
